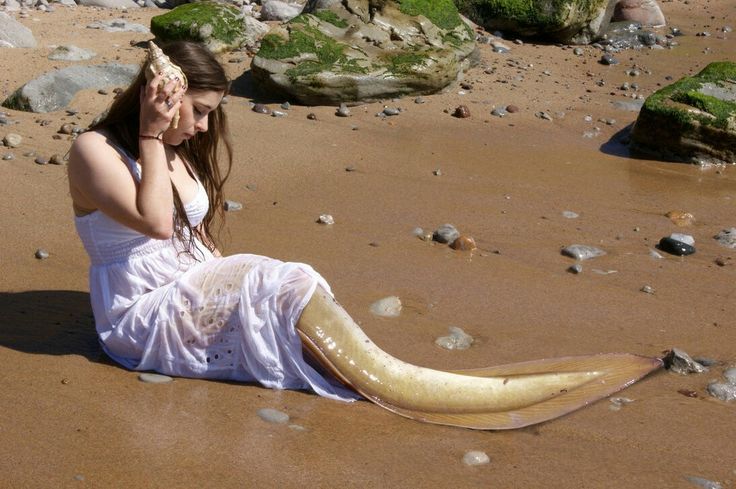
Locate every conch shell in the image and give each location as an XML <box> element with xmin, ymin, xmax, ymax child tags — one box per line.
<box><xmin>145</xmin><ymin>41</ymin><xmax>187</xmax><ymax>129</ymax></box>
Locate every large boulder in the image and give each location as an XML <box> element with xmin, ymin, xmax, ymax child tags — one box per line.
<box><xmin>612</xmin><ymin>0</ymin><xmax>665</xmax><ymax>27</ymax></box>
<box><xmin>2</xmin><ymin>64</ymin><xmax>138</xmax><ymax>113</ymax></box>
<box><xmin>453</xmin><ymin>0</ymin><xmax>617</xmax><ymax>44</ymax></box>
<box><xmin>150</xmin><ymin>1</ymin><xmax>247</xmax><ymax>53</ymax></box>
<box><xmin>0</xmin><ymin>12</ymin><xmax>37</xmax><ymax>48</ymax></box>
<box><xmin>630</xmin><ymin>62</ymin><xmax>736</xmax><ymax>165</ymax></box>
<box><xmin>251</xmin><ymin>0</ymin><xmax>478</xmax><ymax>105</ymax></box>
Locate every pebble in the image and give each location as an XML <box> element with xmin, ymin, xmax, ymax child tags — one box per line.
<box><xmin>3</xmin><ymin>133</ymin><xmax>22</xmax><ymax>148</ymax></box>
<box><xmin>280</xmin><ymin>102</ymin><xmax>291</xmax><ymax>110</ymax></box>
<box><xmin>723</xmin><ymin>367</ymin><xmax>736</xmax><ymax>384</ymax></box>
<box><xmin>505</xmin><ymin>104</ymin><xmax>519</xmax><ymax>113</ymax></box>
<box><xmin>562</xmin><ymin>210</ymin><xmax>579</xmax><ymax>219</ymax></box>
<box><xmin>257</xmin><ymin>408</ymin><xmax>290</xmax><ymax>424</ymax></box>
<box><xmin>223</xmin><ymin>200</ymin><xmax>243</xmax><ymax>211</ymax></box>
<box><xmin>658</xmin><ymin>237</ymin><xmax>695</xmax><ymax>256</ymax></box>
<box><xmin>450</xmin><ymin>235</ymin><xmax>477</xmax><ymax>251</ymax></box>
<box><xmin>383</xmin><ymin>107</ymin><xmax>400</xmax><ymax>116</ymax></box>
<box><xmin>432</xmin><ymin>224</ymin><xmax>460</xmax><ymax>244</ymax></box>
<box><xmin>34</xmin><ymin>248</ymin><xmax>49</xmax><ymax>259</ymax></box>
<box><xmin>462</xmin><ymin>451</ymin><xmax>490</xmax><ymax>466</ymax></box>
<box><xmin>307</xmin><ymin>113</ymin><xmax>317</xmax><ymax>120</ymax></box>
<box><xmin>432</xmin><ymin>169</ymin><xmax>442</xmax><ymax>176</ymax></box>
<box><xmin>568</xmin><ymin>263</ymin><xmax>583</xmax><ymax>274</ymax></box>
<box><xmin>684</xmin><ymin>476</ymin><xmax>723</xmax><ymax>489</ymax></box>
<box><xmin>2</xmin><ymin>153</ymin><xmax>14</xmax><ymax>160</ymax></box>
<box><xmin>50</xmin><ymin>154</ymin><xmax>65</xmax><ymax>165</ymax></box>
<box><xmin>138</xmin><ymin>372</ymin><xmax>173</xmax><ymax>383</ymax></box>
<box><xmin>369</xmin><ymin>296</ymin><xmax>402</xmax><ymax>317</ymax></box>
<box><xmin>640</xmin><ymin>285</ymin><xmax>655</xmax><ymax>294</ymax></box>
<box><xmin>35</xmin><ymin>156</ymin><xmax>49</xmax><ymax>165</ymax></box>
<box><xmin>670</xmin><ymin>27</ymin><xmax>683</xmax><ymax>36</ymax></box>
<box><xmin>649</xmin><ymin>249</ymin><xmax>663</xmax><ymax>259</ymax></box>
<box><xmin>252</xmin><ymin>103</ymin><xmax>271</xmax><ymax>115</ymax></box>
<box><xmin>573</xmin><ymin>47</ymin><xmax>584</xmax><ymax>56</ymax></box>
<box><xmin>664</xmin><ymin>348</ymin><xmax>708</xmax><ymax>375</ymax></box>
<box><xmin>669</xmin><ymin>233</ymin><xmax>694</xmax><ymax>246</ymax></box>
<box><xmin>561</xmin><ymin>244</ymin><xmax>606</xmax><ymax>260</ymax></box>
<box><xmin>271</xmin><ymin>110</ymin><xmax>287</xmax><ymax>117</ymax></box>
<box><xmin>317</xmin><ymin>214</ymin><xmax>334</xmax><ymax>225</ymax></box>
<box><xmin>714</xmin><ymin>228</ymin><xmax>736</xmax><ymax>249</ymax></box>
<box><xmin>491</xmin><ymin>107</ymin><xmax>507</xmax><ymax>117</ymax></box>
<box><xmin>453</xmin><ymin>105</ymin><xmax>470</xmax><ymax>118</ymax></box>
<box><xmin>666</xmin><ymin>210</ymin><xmax>695</xmax><ymax>227</ymax></box>
<box><xmin>414</xmin><ymin>97</ymin><xmax>426</xmax><ymax>104</ymax></box>
<box><xmin>535</xmin><ymin>111</ymin><xmax>553</xmax><ymax>121</ymax></box>
<box><xmin>707</xmin><ymin>382</ymin><xmax>736</xmax><ymax>403</ymax></box>
<box><xmin>59</xmin><ymin>123</ymin><xmax>74</xmax><ymax>135</ymax></box>
<box><xmin>336</xmin><ymin>103</ymin><xmax>351</xmax><ymax>117</ymax></box>
<box><xmin>600</xmin><ymin>54</ymin><xmax>619</xmax><ymax>65</ymax></box>
<box><xmin>435</xmin><ymin>326</ymin><xmax>474</xmax><ymax>350</ymax></box>
<box><xmin>608</xmin><ymin>396</ymin><xmax>634</xmax><ymax>411</ymax></box>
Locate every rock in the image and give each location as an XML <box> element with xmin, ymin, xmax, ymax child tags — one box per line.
<box><xmin>86</xmin><ymin>19</ymin><xmax>149</xmax><ymax>33</ymax></box>
<box><xmin>138</xmin><ymin>373</ymin><xmax>173</xmax><ymax>383</ymax></box>
<box><xmin>450</xmin><ymin>235</ymin><xmax>477</xmax><ymax>251</ymax></box>
<box><xmin>223</xmin><ymin>200</ymin><xmax>243</xmax><ymax>211</ymax></box>
<box><xmin>723</xmin><ymin>367</ymin><xmax>736</xmax><ymax>384</ymax></box>
<box><xmin>261</xmin><ymin>0</ymin><xmax>303</xmax><ymax>21</ymax></box>
<box><xmin>640</xmin><ymin>285</ymin><xmax>655</xmax><ymax>294</ymax></box>
<box><xmin>317</xmin><ymin>214</ymin><xmax>334</xmax><ymax>225</ymax></box>
<box><xmin>453</xmin><ymin>105</ymin><xmax>471</xmax><ymax>118</ymax></box>
<box><xmin>462</xmin><ymin>450</ymin><xmax>490</xmax><ymax>466</ymax></box>
<box><xmin>613</xmin><ymin>0</ymin><xmax>665</xmax><ymax>27</ymax></box>
<box><xmin>242</xmin><ymin>15</ymin><xmax>271</xmax><ymax>51</ymax></box>
<box><xmin>608</xmin><ymin>396</ymin><xmax>634</xmax><ymax>411</ymax></box>
<box><xmin>562</xmin><ymin>210</ymin><xmax>579</xmax><ymax>219</ymax></box>
<box><xmin>2</xmin><ymin>64</ymin><xmax>137</xmax><ymax>113</ymax></box>
<box><xmin>630</xmin><ymin>62</ymin><xmax>736</xmax><ymax>165</ymax></box>
<box><xmin>535</xmin><ymin>111</ymin><xmax>553</xmax><ymax>120</ymax></box>
<box><xmin>34</xmin><ymin>249</ymin><xmax>49</xmax><ymax>259</ymax></box>
<box><xmin>665</xmin><ymin>210</ymin><xmax>695</xmax><ymax>227</ymax></box>
<box><xmin>658</xmin><ymin>237</ymin><xmax>695</xmax><ymax>256</ymax></box>
<box><xmin>491</xmin><ymin>107</ymin><xmax>507</xmax><ymax>117</ymax></box>
<box><xmin>34</xmin><ymin>156</ymin><xmax>48</xmax><ymax>165</ymax></box>
<box><xmin>600</xmin><ymin>53</ymin><xmax>619</xmax><ymax>65</ymax></box>
<box><xmin>369</xmin><ymin>296</ymin><xmax>402</xmax><ymax>317</ymax></box>
<box><xmin>668</xmin><ymin>233</ymin><xmax>693</xmax><ymax>246</ymax></box>
<box><xmin>252</xmin><ymin>103</ymin><xmax>272</xmax><ymax>114</ymax></box>
<box><xmin>568</xmin><ymin>263</ymin><xmax>583</xmax><ymax>274</ymax></box>
<box><xmin>432</xmin><ymin>224</ymin><xmax>460</xmax><ymax>244</ymax></box>
<box><xmin>251</xmin><ymin>0</ymin><xmax>477</xmax><ymax>105</ymax></box>
<box><xmin>336</xmin><ymin>103</ymin><xmax>351</xmax><ymax>117</ymax></box>
<box><xmin>706</xmin><ymin>382</ymin><xmax>736</xmax><ymax>402</ymax></box>
<box><xmin>272</xmin><ymin>110</ymin><xmax>287</xmax><ymax>117</ymax></box>
<box><xmin>151</xmin><ymin>2</ymin><xmax>247</xmax><ymax>53</ymax></box>
<box><xmin>454</xmin><ymin>0</ymin><xmax>619</xmax><ymax>43</ymax></box>
<box><xmin>257</xmin><ymin>408</ymin><xmax>290</xmax><ymax>423</ymax></box>
<box><xmin>663</xmin><ymin>348</ymin><xmax>708</xmax><ymax>375</ymax></box>
<box><xmin>435</xmin><ymin>326</ymin><xmax>474</xmax><ymax>350</ymax></box>
<box><xmin>49</xmin><ymin>154</ymin><xmax>65</xmax><ymax>165</ymax></box>
<box><xmin>684</xmin><ymin>476</ymin><xmax>723</xmax><ymax>489</ymax></box>
<box><xmin>307</xmin><ymin>112</ymin><xmax>317</xmax><ymax>120</ymax></box>
<box><xmin>3</xmin><ymin>133</ymin><xmax>22</xmax><ymax>148</ymax></box>
<box><xmin>382</xmin><ymin>107</ymin><xmax>400</xmax><ymax>116</ymax></box>
<box><xmin>0</xmin><ymin>12</ymin><xmax>37</xmax><ymax>48</ymax></box>
<box><xmin>561</xmin><ymin>244</ymin><xmax>606</xmax><ymax>260</ymax></box>
<box><xmin>505</xmin><ymin>104</ymin><xmax>519</xmax><ymax>113</ymax></box>
<box><xmin>714</xmin><ymin>228</ymin><xmax>736</xmax><ymax>249</ymax></box>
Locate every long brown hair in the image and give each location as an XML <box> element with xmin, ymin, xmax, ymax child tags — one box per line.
<box><xmin>89</xmin><ymin>40</ymin><xmax>233</xmax><ymax>257</ymax></box>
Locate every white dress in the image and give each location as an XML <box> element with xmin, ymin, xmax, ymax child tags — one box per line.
<box><xmin>74</xmin><ymin>144</ymin><xmax>358</xmax><ymax>402</ymax></box>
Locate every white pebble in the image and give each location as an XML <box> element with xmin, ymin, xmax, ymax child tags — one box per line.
<box><xmin>669</xmin><ymin>233</ymin><xmax>695</xmax><ymax>246</ymax></box>
<box><xmin>462</xmin><ymin>450</ymin><xmax>490</xmax><ymax>466</ymax></box>
<box><xmin>317</xmin><ymin>214</ymin><xmax>334</xmax><ymax>225</ymax></box>
<box><xmin>435</xmin><ymin>326</ymin><xmax>474</xmax><ymax>350</ymax></box>
<box><xmin>138</xmin><ymin>373</ymin><xmax>173</xmax><ymax>384</ymax></box>
<box><xmin>562</xmin><ymin>210</ymin><xmax>579</xmax><ymax>219</ymax></box>
<box><xmin>257</xmin><ymin>408</ymin><xmax>290</xmax><ymax>424</ymax></box>
<box><xmin>369</xmin><ymin>296</ymin><xmax>402</xmax><ymax>317</ymax></box>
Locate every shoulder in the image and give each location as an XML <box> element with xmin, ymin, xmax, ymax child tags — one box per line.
<box><xmin>68</xmin><ymin>131</ymin><xmax>134</xmax><ymax>188</ymax></box>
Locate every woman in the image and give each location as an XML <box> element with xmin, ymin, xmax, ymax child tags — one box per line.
<box><xmin>68</xmin><ymin>40</ymin><xmax>359</xmax><ymax>401</ymax></box>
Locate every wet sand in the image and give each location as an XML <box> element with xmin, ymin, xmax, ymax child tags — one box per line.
<box><xmin>1</xmin><ymin>1</ymin><xmax>735</xmax><ymax>487</ymax></box>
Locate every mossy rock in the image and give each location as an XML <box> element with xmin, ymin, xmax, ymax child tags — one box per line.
<box><xmin>630</xmin><ymin>61</ymin><xmax>736</xmax><ymax>164</ymax></box>
<box><xmin>453</xmin><ymin>0</ymin><xmax>616</xmax><ymax>43</ymax></box>
<box><xmin>251</xmin><ymin>0</ymin><xmax>477</xmax><ymax>104</ymax></box>
<box><xmin>150</xmin><ymin>1</ymin><xmax>245</xmax><ymax>53</ymax></box>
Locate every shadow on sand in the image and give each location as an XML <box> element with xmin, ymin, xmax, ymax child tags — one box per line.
<box><xmin>229</xmin><ymin>69</ymin><xmax>291</xmax><ymax>105</ymax></box>
<box><xmin>599</xmin><ymin>122</ymin><xmax>635</xmax><ymax>159</ymax></box>
<box><xmin>0</xmin><ymin>290</ymin><xmax>107</xmax><ymax>363</ymax></box>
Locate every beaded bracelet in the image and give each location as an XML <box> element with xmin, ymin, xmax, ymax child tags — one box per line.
<box><xmin>139</xmin><ymin>134</ymin><xmax>163</xmax><ymax>141</ymax></box>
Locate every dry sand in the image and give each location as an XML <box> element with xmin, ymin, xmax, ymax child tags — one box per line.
<box><xmin>1</xmin><ymin>1</ymin><xmax>735</xmax><ymax>487</ymax></box>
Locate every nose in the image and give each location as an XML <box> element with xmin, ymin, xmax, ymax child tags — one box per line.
<box><xmin>195</xmin><ymin>116</ymin><xmax>208</xmax><ymax>133</ymax></box>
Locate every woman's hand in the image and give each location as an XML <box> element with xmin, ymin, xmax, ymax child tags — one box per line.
<box><xmin>139</xmin><ymin>72</ymin><xmax>185</xmax><ymax>139</ymax></box>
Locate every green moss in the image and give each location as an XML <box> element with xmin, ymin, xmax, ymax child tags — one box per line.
<box><xmin>643</xmin><ymin>61</ymin><xmax>736</xmax><ymax>129</ymax></box>
<box><xmin>453</xmin><ymin>0</ymin><xmax>606</xmax><ymax>29</ymax></box>
<box><xmin>381</xmin><ymin>52</ymin><xmax>430</xmax><ymax>76</ymax></box>
<box><xmin>258</xmin><ymin>24</ymin><xmax>367</xmax><ymax>81</ymax></box>
<box><xmin>150</xmin><ymin>2</ymin><xmax>244</xmax><ymax>47</ymax></box>
<box><xmin>1</xmin><ymin>90</ymin><xmax>28</xmax><ymax>111</ymax></box>
<box><xmin>398</xmin><ymin>0</ymin><xmax>464</xmax><ymax>30</ymax></box>
<box><xmin>310</xmin><ymin>10</ymin><xmax>349</xmax><ymax>28</ymax></box>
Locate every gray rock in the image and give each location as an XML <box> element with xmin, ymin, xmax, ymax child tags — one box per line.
<box><xmin>34</xmin><ymin>248</ymin><xmax>49</xmax><ymax>259</ymax></box>
<box><xmin>669</xmin><ymin>233</ymin><xmax>694</xmax><ymax>246</ymax></box>
<box><xmin>317</xmin><ymin>214</ymin><xmax>334</xmax><ymax>225</ymax></box>
<box><xmin>242</xmin><ymin>14</ymin><xmax>271</xmax><ymax>50</ymax></box>
<box><xmin>251</xmin><ymin>0</ymin><xmax>477</xmax><ymax>105</ymax></box>
<box><xmin>491</xmin><ymin>107</ymin><xmax>507</xmax><ymax>117</ymax></box>
<box><xmin>382</xmin><ymin>107</ymin><xmax>400</xmax><ymax>116</ymax></box>
<box><xmin>714</xmin><ymin>228</ymin><xmax>736</xmax><ymax>249</ymax></box>
<box><xmin>435</xmin><ymin>326</ymin><xmax>474</xmax><ymax>350</ymax></box>
<box><xmin>2</xmin><ymin>64</ymin><xmax>138</xmax><ymax>113</ymax></box>
<box><xmin>77</xmin><ymin>0</ymin><xmax>140</xmax><ymax>8</ymax></box>
<box><xmin>640</xmin><ymin>285</ymin><xmax>655</xmax><ymax>294</ymax></box>
<box><xmin>223</xmin><ymin>200</ymin><xmax>243</xmax><ymax>211</ymax></box>
<box><xmin>568</xmin><ymin>263</ymin><xmax>583</xmax><ymax>274</ymax></box>
<box><xmin>336</xmin><ymin>103</ymin><xmax>351</xmax><ymax>117</ymax></box>
<box><xmin>257</xmin><ymin>408</ymin><xmax>290</xmax><ymax>423</ymax></box>
<box><xmin>664</xmin><ymin>348</ymin><xmax>708</xmax><ymax>375</ymax></box>
<box><xmin>151</xmin><ymin>2</ymin><xmax>248</xmax><ymax>53</ymax></box>
<box><xmin>432</xmin><ymin>224</ymin><xmax>460</xmax><ymax>244</ymax></box>
<box><xmin>706</xmin><ymin>382</ymin><xmax>736</xmax><ymax>402</ymax></box>
<box><xmin>684</xmin><ymin>476</ymin><xmax>723</xmax><ymax>489</ymax></box>
<box><xmin>3</xmin><ymin>133</ymin><xmax>22</xmax><ymax>148</ymax></box>
<box><xmin>562</xmin><ymin>210</ymin><xmax>579</xmax><ymax>219</ymax></box>
<box><xmin>0</xmin><ymin>12</ymin><xmax>37</xmax><ymax>48</ymax></box>
<box><xmin>138</xmin><ymin>373</ymin><xmax>173</xmax><ymax>383</ymax></box>
<box><xmin>561</xmin><ymin>244</ymin><xmax>606</xmax><ymax>260</ymax></box>
<box><xmin>48</xmin><ymin>45</ymin><xmax>97</xmax><ymax>61</ymax></box>
<box><xmin>260</xmin><ymin>0</ymin><xmax>303</xmax><ymax>21</ymax></box>
<box><xmin>613</xmin><ymin>0</ymin><xmax>666</xmax><ymax>27</ymax></box>
<box><xmin>86</xmin><ymin>19</ymin><xmax>148</xmax><ymax>33</ymax></box>
<box><xmin>462</xmin><ymin>450</ymin><xmax>490</xmax><ymax>466</ymax></box>
<box><xmin>723</xmin><ymin>367</ymin><xmax>736</xmax><ymax>385</ymax></box>
<box><xmin>369</xmin><ymin>296</ymin><xmax>402</xmax><ymax>317</ymax></box>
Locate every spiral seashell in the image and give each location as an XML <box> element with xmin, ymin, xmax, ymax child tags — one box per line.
<box><xmin>145</xmin><ymin>41</ymin><xmax>187</xmax><ymax>129</ymax></box>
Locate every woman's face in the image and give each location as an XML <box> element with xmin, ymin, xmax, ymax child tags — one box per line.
<box><xmin>163</xmin><ymin>89</ymin><xmax>224</xmax><ymax>146</ymax></box>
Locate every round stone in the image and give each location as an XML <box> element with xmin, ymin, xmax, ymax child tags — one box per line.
<box><xmin>59</xmin><ymin>123</ymin><xmax>74</xmax><ymax>135</ymax></box>
<box><xmin>49</xmin><ymin>154</ymin><xmax>65</xmax><ymax>165</ymax></box>
<box><xmin>252</xmin><ymin>103</ymin><xmax>271</xmax><ymax>114</ymax></box>
<box><xmin>505</xmin><ymin>104</ymin><xmax>519</xmax><ymax>113</ymax></box>
<box><xmin>600</xmin><ymin>54</ymin><xmax>619</xmax><ymax>65</ymax></box>
<box><xmin>138</xmin><ymin>373</ymin><xmax>173</xmax><ymax>383</ymax></box>
<box><xmin>462</xmin><ymin>451</ymin><xmax>490</xmax><ymax>466</ymax></box>
<box><xmin>257</xmin><ymin>408</ymin><xmax>290</xmax><ymax>424</ymax></box>
<box><xmin>453</xmin><ymin>105</ymin><xmax>470</xmax><ymax>118</ymax></box>
<box><xmin>723</xmin><ymin>367</ymin><xmax>736</xmax><ymax>385</ymax></box>
<box><xmin>369</xmin><ymin>296</ymin><xmax>402</xmax><ymax>317</ymax></box>
<box><xmin>35</xmin><ymin>249</ymin><xmax>49</xmax><ymax>259</ymax></box>
<box><xmin>336</xmin><ymin>103</ymin><xmax>351</xmax><ymax>117</ymax></box>
<box><xmin>3</xmin><ymin>133</ymin><xmax>22</xmax><ymax>148</ymax></box>
<box><xmin>450</xmin><ymin>235</ymin><xmax>477</xmax><ymax>251</ymax></box>
<box><xmin>307</xmin><ymin>113</ymin><xmax>317</xmax><ymax>120</ymax></box>
<box><xmin>35</xmin><ymin>156</ymin><xmax>49</xmax><ymax>165</ymax></box>
<box><xmin>432</xmin><ymin>224</ymin><xmax>460</xmax><ymax>244</ymax></box>
<box><xmin>658</xmin><ymin>237</ymin><xmax>695</xmax><ymax>256</ymax></box>
<box><xmin>491</xmin><ymin>108</ymin><xmax>507</xmax><ymax>117</ymax></box>
<box><xmin>317</xmin><ymin>214</ymin><xmax>334</xmax><ymax>225</ymax></box>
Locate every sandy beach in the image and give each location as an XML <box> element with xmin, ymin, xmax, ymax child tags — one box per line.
<box><xmin>1</xmin><ymin>1</ymin><xmax>735</xmax><ymax>487</ymax></box>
